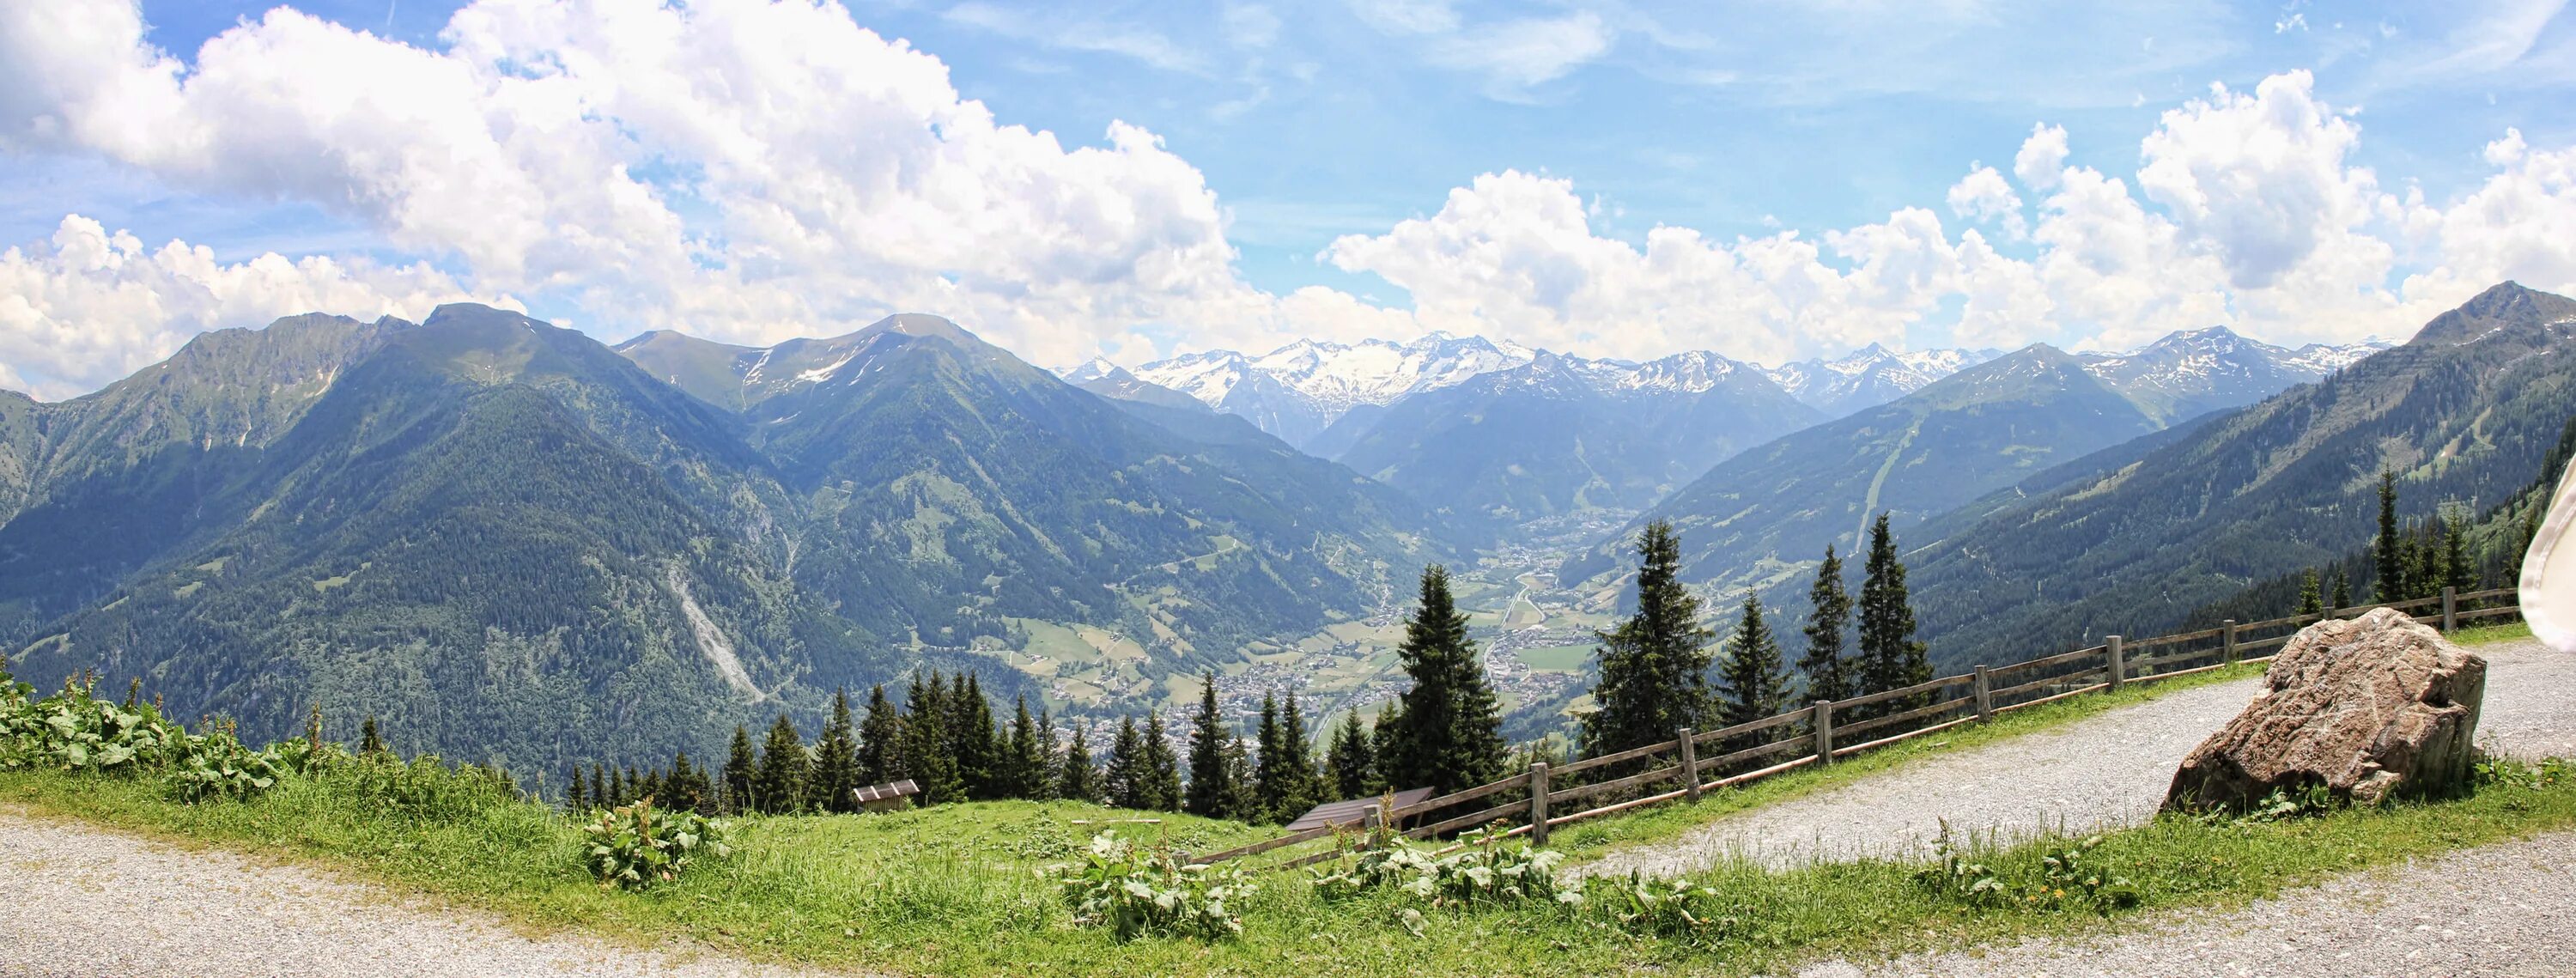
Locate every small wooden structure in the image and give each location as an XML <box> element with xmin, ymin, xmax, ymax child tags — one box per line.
<box><xmin>851</xmin><ymin>779</ymin><xmax>920</xmax><ymax>813</ymax></box>
<box><xmin>1283</xmin><ymin>787</ymin><xmax>1434</xmax><ymax>831</ymax></box>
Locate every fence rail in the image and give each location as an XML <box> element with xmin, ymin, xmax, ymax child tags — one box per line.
<box><xmin>1191</xmin><ymin>585</ymin><xmax>2519</xmax><ymax>870</ymax></box>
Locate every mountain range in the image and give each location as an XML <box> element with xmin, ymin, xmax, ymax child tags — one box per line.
<box><xmin>1558</xmin><ymin>325</ymin><xmax>2398</xmax><ymax>597</ymax></box>
<box><xmin>2</xmin><ymin>305</ymin><xmax>1458</xmax><ymax>770</ymax></box>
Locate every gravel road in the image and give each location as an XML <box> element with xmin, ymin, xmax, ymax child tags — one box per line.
<box><xmin>1580</xmin><ymin>637</ymin><xmax>2576</xmax><ymax>878</ymax></box>
<box><xmin>1798</xmin><ymin>829</ymin><xmax>2576</xmax><ymax>978</ymax></box>
<box><xmin>0</xmin><ymin>808</ymin><xmax>818</xmax><ymax>978</ymax></box>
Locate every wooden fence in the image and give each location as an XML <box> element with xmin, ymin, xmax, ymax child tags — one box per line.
<box><xmin>1188</xmin><ymin>585</ymin><xmax>2520</xmax><ymax>871</ymax></box>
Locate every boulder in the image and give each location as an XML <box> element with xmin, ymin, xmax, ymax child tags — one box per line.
<box><xmin>2164</xmin><ymin>608</ymin><xmax>2486</xmax><ymax>811</ymax></box>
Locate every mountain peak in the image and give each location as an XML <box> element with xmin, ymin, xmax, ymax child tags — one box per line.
<box><xmin>2412</xmin><ymin>281</ymin><xmax>2576</xmax><ymax>346</ymax></box>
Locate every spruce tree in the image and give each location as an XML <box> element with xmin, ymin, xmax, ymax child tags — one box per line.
<box><xmin>1140</xmin><ymin>710</ymin><xmax>1183</xmax><ymax>811</ymax></box>
<box><xmin>2376</xmin><ymin>469</ymin><xmax>2403</xmax><ymax>601</ymax></box>
<box><xmin>753</xmin><ymin>713</ymin><xmax>811</xmax><ymax>814</ymax></box>
<box><xmin>1716</xmin><ymin>593</ymin><xmax>1791</xmax><ymax>749</ymax></box>
<box><xmin>1383</xmin><ymin>564</ymin><xmax>1509</xmax><ymax>794</ymax></box>
<box><xmin>566</xmin><ymin>768</ymin><xmax>587</xmax><ymax>811</ymax></box>
<box><xmin>359</xmin><ymin>715</ymin><xmax>386</xmax><ymax>756</ymax></box>
<box><xmin>1254</xmin><ymin>692</ymin><xmax>1288</xmax><ymax>821</ymax></box>
<box><xmin>1003</xmin><ymin>696</ymin><xmax>1047</xmax><ymax>799</ymax></box>
<box><xmin>1370</xmin><ymin>701</ymin><xmax>1406</xmax><ymax>791</ymax></box>
<box><xmin>1184</xmin><ymin>673</ymin><xmax>1235</xmax><ymax>817</ymax></box>
<box><xmin>1058</xmin><ymin>721</ymin><xmax>1103</xmax><ymax>804</ymax></box>
<box><xmin>809</xmin><ymin>689</ymin><xmax>862</xmax><ymax>813</ymax></box>
<box><xmin>640</xmin><ymin>768</ymin><xmax>664</xmax><ymax>805</ymax></box>
<box><xmin>1220</xmin><ymin>734</ymin><xmax>1260</xmax><ymax>821</ymax></box>
<box><xmin>2298</xmin><ymin>568</ymin><xmax>2324</xmax><ymax>617</ymax></box>
<box><xmin>1325</xmin><ymin>706</ymin><xmax>1378</xmax><ymax>799</ymax></box>
<box><xmin>904</xmin><ymin>672</ymin><xmax>964</xmax><ymax>805</ymax></box>
<box><xmin>1105</xmin><ymin>716</ymin><xmax>1148</xmax><ymax>809</ymax></box>
<box><xmin>1856</xmin><ymin>513</ymin><xmax>1931</xmax><ymax>715</ymax></box>
<box><xmin>1797</xmin><ymin>544</ymin><xmax>1855</xmax><ymax>703</ymax></box>
<box><xmin>1583</xmin><ymin>520</ymin><xmax>1716</xmax><ymax>759</ymax></box>
<box><xmin>2329</xmin><ymin>568</ymin><xmax>2352</xmax><ymax>615</ymax></box>
<box><xmin>2440</xmin><ymin>504</ymin><xmax>2476</xmax><ymax>595</ymax></box>
<box><xmin>856</xmin><ymin>684</ymin><xmax>902</xmax><ymax>787</ymax></box>
<box><xmin>1272</xmin><ymin>691</ymin><xmax>1322</xmax><ymax>821</ymax></box>
<box><xmin>1029</xmin><ymin>705</ymin><xmax>1060</xmax><ymax>801</ymax></box>
<box><xmin>951</xmin><ymin>673</ymin><xmax>999</xmax><ymax>799</ymax></box>
<box><xmin>592</xmin><ymin>762</ymin><xmax>611</xmax><ymax>811</ymax></box>
<box><xmin>666</xmin><ymin>750</ymin><xmax>708</xmax><ymax>813</ymax></box>
<box><xmin>722</xmin><ymin>726</ymin><xmax>756</xmax><ymax>815</ymax></box>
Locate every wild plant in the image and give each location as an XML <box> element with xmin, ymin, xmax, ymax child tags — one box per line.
<box><xmin>1042</xmin><ymin>831</ymin><xmax>1256</xmax><ymax>941</ymax></box>
<box><xmin>584</xmin><ymin>797</ymin><xmax>732</xmax><ymax>890</ymax></box>
<box><xmin>165</xmin><ymin>722</ymin><xmax>285</xmax><ymax>803</ymax></box>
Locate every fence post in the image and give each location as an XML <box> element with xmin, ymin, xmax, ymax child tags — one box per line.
<box><xmin>1677</xmin><ymin>727</ymin><xmax>1701</xmax><ymax>801</ymax></box>
<box><xmin>2221</xmin><ymin>619</ymin><xmax>2238</xmax><ymax>665</ymax></box>
<box><xmin>1812</xmin><ymin>700</ymin><xmax>1835</xmax><ymax>765</ymax></box>
<box><xmin>1972</xmin><ymin>665</ymin><xmax>1993</xmax><ymax>722</ymax></box>
<box><xmin>1527</xmin><ymin>763</ymin><xmax>1550</xmax><ymax>846</ymax></box>
<box><xmin>2443</xmin><ymin>586</ymin><xmax>2458</xmax><ymax>633</ymax></box>
<box><xmin>2106</xmin><ymin>635</ymin><xmax>2124</xmax><ymax>691</ymax></box>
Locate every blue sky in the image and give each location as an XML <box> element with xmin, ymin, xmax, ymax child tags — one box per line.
<box><xmin>2</xmin><ymin>1</ymin><xmax>2573</xmax><ymax>398</ymax></box>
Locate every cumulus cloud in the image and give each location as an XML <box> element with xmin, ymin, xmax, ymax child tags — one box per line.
<box><xmin>0</xmin><ymin>215</ymin><xmax>473</xmax><ymax>398</ymax></box>
<box><xmin>3</xmin><ymin>1</ymin><xmax>2575</xmax><ymax>393</ymax></box>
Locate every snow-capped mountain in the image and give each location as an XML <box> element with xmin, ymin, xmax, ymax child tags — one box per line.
<box><xmin>1125</xmin><ymin>333</ymin><xmax>1534</xmax><ymax>449</ymax></box>
<box><xmin>1324</xmin><ymin>349</ymin><xmax>1823</xmax><ymax>524</ymax></box>
<box><xmin>1061</xmin><ymin>357</ymin><xmax>1209</xmax><ymax>413</ymax></box>
<box><xmin>1760</xmin><ymin>344</ymin><xmax>2004</xmax><ymax>417</ymax></box>
<box><xmin>2076</xmin><ymin>327</ymin><xmax>2393</xmax><ymax>424</ymax></box>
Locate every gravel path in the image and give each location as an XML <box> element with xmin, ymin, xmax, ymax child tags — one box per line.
<box><xmin>0</xmin><ymin>808</ymin><xmax>820</xmax><ymax>978</ymax></box>
<box><xmin>1580</xmin><ymin>638</ymin><xmax>2576</xmax><ymax>878</ymax></box>
<box><xmin>1797</xmin><ymin>829</ymin><xmax>2576</xmax><ymax>978</ymax></box>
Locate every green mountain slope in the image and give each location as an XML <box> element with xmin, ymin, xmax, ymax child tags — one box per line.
<box><xmin>1903</xmin><ymin>282</ymin><xmax>2576</xmax><ymax>670</ymax></box>
<box><xmin>1563</xmin><ymin>344</ymin><xmax>2164</xmax><ymax>594</ymax></box>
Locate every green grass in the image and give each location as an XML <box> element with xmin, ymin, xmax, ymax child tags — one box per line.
<box><xmin>2454</xmin><ymin>619</ymin><xmax>2532</xmax><ymax>646</ymax></box>
<box><xmin>7</xmin><ymin>748</ymin><xmax>2573</xmax><ymax>976</ymax></box>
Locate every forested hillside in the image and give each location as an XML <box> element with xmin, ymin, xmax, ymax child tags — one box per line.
<box><xmin>1903</xmin><ymin>282</ymin><xmax>2576</xmax><ymax>670</ymax></box>
<box><xmin>1</xmin><ymin>306</ymin><xmax>1459</xmax><ymax>772</ymax></box>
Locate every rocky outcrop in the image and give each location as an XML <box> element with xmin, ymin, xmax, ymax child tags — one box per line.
<box><xmin>2164</xmin><ymin>608</ymin><xmax>2486</xmax><ymax>811</ymax></box>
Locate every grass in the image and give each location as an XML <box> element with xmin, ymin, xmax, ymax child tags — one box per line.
<box><xmin>3</xmin><ymin>621</ymin><xmax>2552</xmax><ymax>975</ymax></box>
<box><xmin>8</xmin><ymin>749</ymin><xmax>2573</xmax><ymax>976</ymax></box>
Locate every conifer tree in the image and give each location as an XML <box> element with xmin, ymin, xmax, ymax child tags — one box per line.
<box><xmin>753</xmin><ymin>713</ymin><xmax>811</xmax><ymax>814</ymax></box>
<box><xmin>1029</xmin><ymin>705</ymin><xmax>1060</xmax><ymax>801</ymax></box>
<box><xmin>1140</xmin><ymin>710</ymin><xmax>1182</xmax><ymax>811</ymax></box>
<box><xmin>1716</xmin><ymin>593</ymin><xmax>1791</xmax><ymax>748</ymax></box>
<box><xmin>2440</xmin><ymin>503</ymin><xmax>2476</xmax><ymax>595</ymax></box>
<box><xmin>856</xmin><ymin>684</ymin><xmax>903</xmax><ymax>786</ymax></box>
<box><xmin>1383</xmin><ymin>565</ymin><xmax>1509</xmax><ymax>794</ymax></box>
<box><xmin>1276</xmin><ymin>691</ymin><xmax>1321</xmax><ymax>812</ymax></box>
<box><xmin>666</xmin><ymin>750</ymin><xmax>708</xmax><ymax>813</ymax></box>
<box><xmin>1003</xmin><ymin>696</ymin><xmax>1047</xmax><ymax>799</ymax></box>
<box><xmin>1370</xmin><ymin>701</ymin><xmax>1405</xmax><ymax>790</ymax></box>
<box><xmin>566</xmin><ymin>768</ymin><xmax>587</xmax><ymax>811</ymax></box>
<box><xmin>1184</xmin><ymin>673</ymin><xmax>1235</xmax><ymax>817</ymax></box>
<box><xmin>722</xmin><ymin>726</ymin><xmax>756</xmax><ymax>814</ymax></box>
<box><xmin>2330</xmin><ymin>568</ymin><xmax>2352</xmax><ymax>615</ymax></box>
<box><xmin>2298</xmin><ymin>568</ymin><xmax>2324</xmax><ymax>617</ymax></box>
<box><xmin>904</xmin><ymin>672</ymin><xmax>964</xmax><ymax>805</ymax></box>
<box><xmin>1798</xmin><ymin>544</ymin><xmax>1855</xmax><ymax>703</ymax></box>
<box><xmin>1856</xmin><ymin>513</ymin><xmax>1931</xmax><ymax>716</ymax></box>
<box><xmin>1325</xmin><ymin>706</ymin><xmax>1378</xmax><ymax>799</ymax></box>
<box><xmin>359</xmin><ymin>715</ymin><xmax>386</xmax><ymax>756</ymax></box>
<box><xmin>592</xmin><ymin>762</ymin><xmax>611</xmax><ymax>811</ymax></box>
<box><xmin>1254</xmin><ymin>692</ymin><xmax>1287</xmax><ymax>820</ymax></box>
<box><xmin>951</xmin><ymin>673</ymin><xmax>999</xmax><ymax>799</ymax></box>
<box><xmin>1105</xmin><ymin>716</ymin><xmax>1148</xmax><ymax>809</ymax></box>
<box><xmin>1583</xmin><ymin>520</ymin><xmax>1716</xmax><ymax>759</ymax></box>
<box><xmin>811</xmin><ymin>689</ymin><xmax>862</xmax><ymax>813</ymax></box>
<box><xmin>1058</xmin><ymin>721</ymin><xmax>1103</xmax><ymax>804</ymax></box>
<box><xmin>1220</xmin><ymin>734</ymin><xmax>1260</xmax><ymax>821</ymax></box>
<box><xmin>2376</xmin><ymin>469</ymin><xmax>2403</xmax><ymax>601</ymax></box>
<box><xmin>640</xmin><ymin>768</ymin><xmax>665</xmax><ymax>804</ymax></box>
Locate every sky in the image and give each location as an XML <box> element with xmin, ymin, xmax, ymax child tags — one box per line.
<box><xmin>2</xmin><ymin>1</ymin><xmax>2573</xmax><ymax>399</ymax></box>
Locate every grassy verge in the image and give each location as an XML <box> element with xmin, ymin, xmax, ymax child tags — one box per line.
<box><xmin>7</xmin><ymin>749</ymin><xmax>2571</xmax><ymax>976</ymax></box>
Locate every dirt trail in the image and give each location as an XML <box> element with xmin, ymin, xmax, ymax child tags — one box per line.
<box><xmin>0</xmin><ymin>808</ymin><xmax>825</xmax><ymax>978</ymax></box>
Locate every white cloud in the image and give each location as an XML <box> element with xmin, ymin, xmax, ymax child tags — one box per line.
<box><xmin>2136</xmin><ymin>70</ymin><xmax>2379</xmax><ymax>290</ymax></box>
<box><xmin>1945</xmin><ymin>164</ymin><xmax>2026</xmax><ymax>239</ymax></box>
<box><xmin>2013</xmin><ymin>123</ymin><xmax>2069</xmax><ymax>190</ymax></box>
<box><xmin>1346</xmin><ymin>0</ymin><xmax>1612</xmax><ymax>99</ymax></box>
<box><xmin>0</xmin><ymin>215</ymin><xmax>474</xmax><ymax>398</ymax></box>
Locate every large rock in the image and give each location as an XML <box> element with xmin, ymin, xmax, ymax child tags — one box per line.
<box><xmin>2164</xmin><ymin>608</ymin><xmax>2486</xmax><ymax>811</ymax></box>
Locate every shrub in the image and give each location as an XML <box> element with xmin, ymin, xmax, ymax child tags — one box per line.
<box><xmin>338</xmin><ymin>753</ymin><xmax>524</xmax><ymax>822</ymax></box>
<box><xmin>166</xmin><ymin>725</ymin><xmax>286</xmax><ymax>803</ymax></box>
<box><xmin>1044</xmin><ymin>831</ymin><xmax>1257</xmax><ymax>941</ymax></box>
<box><xmin>584</xmin><ymin>798</ymin><xmax>732</xmax><ymax>890</ymax></box>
